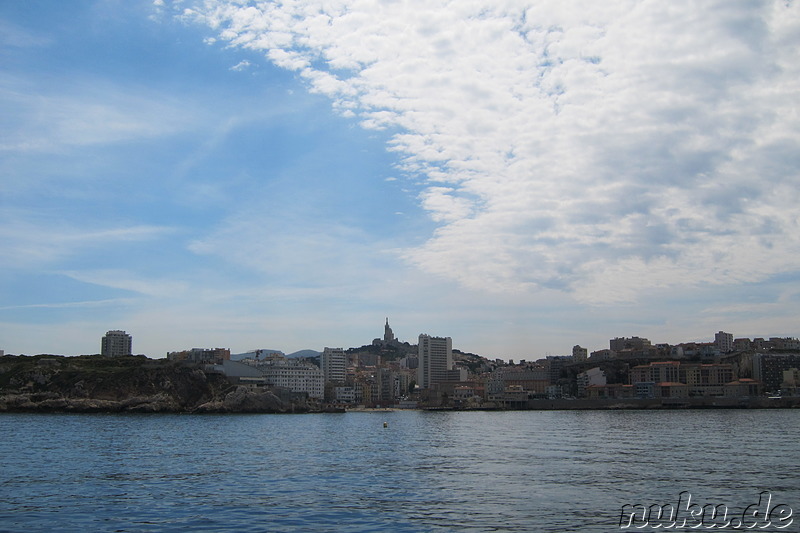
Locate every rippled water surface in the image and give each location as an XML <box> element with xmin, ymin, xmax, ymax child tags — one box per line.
<box><xmin>1</xmin><ymin>410</ymin><xmax>798</xmax><ymax>532</ymax></box>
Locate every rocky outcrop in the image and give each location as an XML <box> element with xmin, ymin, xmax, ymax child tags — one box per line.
<box><xmin>195</xmin><ymin>386</ymin><xmax>312</xmax><ymax>413</ymax></box>
<box><xmin>0</xmin><ymin>354</ymin><xmax>315</xmax><ymax>413</ymax></box>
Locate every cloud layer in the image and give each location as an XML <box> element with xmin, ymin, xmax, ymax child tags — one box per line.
<box><xmin>179</xmin><ymin>0</ymin><xmax>800</xmax><ymax>303</ymax></box>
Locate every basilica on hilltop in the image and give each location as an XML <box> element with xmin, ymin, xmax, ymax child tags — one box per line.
<box><xmin>372</xmin><ymin>318</ymin><xmax>407</xmax><ymax>350</ymax></box>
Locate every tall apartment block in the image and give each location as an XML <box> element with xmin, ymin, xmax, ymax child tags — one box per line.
<box><xmin>572</xmin><ymin>345</ymin><xmax>588</xmax><ymax>362</ymax></box>
<box><xmin>417</xmin><ymin>334</ymin><xmax>453</xmax><ymax>389</ymax></box>
<box><xmin>321</xmin><ymin>347</ymin><xmax>347</xmax><ymax>384</ymax></box>
<box><xmin>714</xmin><ymin>331</ymin><xmax>734</xmax><ymax>353</ymax></box>
<box><xmin>101</xmin><ymin>330</ymin><xmax>132</xmax><ymax>357</ymax></box>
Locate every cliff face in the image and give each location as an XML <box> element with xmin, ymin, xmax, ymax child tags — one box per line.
<box><xmin>0</xmin><ymin>355</ymin><xmax>314</xmax><ymax>413</ymax></box>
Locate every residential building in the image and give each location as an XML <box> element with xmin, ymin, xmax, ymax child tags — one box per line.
<box><xmin>572</xmin><ymin>345</ymin><xmax>588</xmax><ymax>362</ymax></box>
<box><xmin>167</xmin><ymin>347</ymin><xmax>230</xmax><ymax>363</ymax></box>
<box><xmin>753</xmin><ymin>353</ymin><xmax>800</xmax><ymax>393</ymax></box>
<box><xmin>489</xmin><ymin>366</ymin><xmax>549</xmax><ymax>395</ymax></box>
<box><xmin>453</xmin><ymin>385</ymin><xmax>477</xmax><ymax>403</ymax></box>
<box><xmin>635</xmin><ymin>382</ymin><xmax>656</xmax><ymax>398</ymax></box>
<box><xmin>546</xmin><ymin>356</ymin><xmax>572</xmax><ymax>384</ymax></box>
<box><xmin>610</xmin><ymin>336</ymin><xmax>652</xmax><ymax>352</ymax></box>
<box><xmin>589</xmin><ymin>349</ymin><xmax>615</xmax><ymax>361</ymax></box>
<box><xmin>733</xmin><ymin>338</ymin><xmax>752</xmax><ymax>352</ymax></box>
<box><xmin>546</xmin><ymin>384</ymin><xmax>563</xmax><ymax>399</ymax></box>
<box><xmin>769</xmin><ymin>337</ymin><xmax>800</xmax><ymax>350</ymax></box>
<box><xmin>241</xmin><ymin>355</ymin><xmax>324</xmax><ymax>399</ymax></box>
<box><xmin>375</xmin><ymin>367</ymin><xmax>395</xmax><ymax>405</ymax></box>
<box><xmin>334</xmin><ymin>386</ymin><xmax>357</xmax><ymax>404</ymax></box>
<box><xmin>715</xmin><ymin>331</ymin><xmax>734</xmax><ymax>353</ymax></box>
<box><xmin>724</xmin><ymin>379</ymin><xmax>762</xmax><ymax>397</ymax></box>
<box><xmin>321</xmin><ymin>347</ymin><xmax>347</xmax><ymax>385</ymax></box>
<box><xmin>417</xmin><ymin>334</ymin><xmax>453</xmax><ymax>389</ymax></box>
<box><xmin>630</xmin><ymin>361</ymin><xmax>736</xmax><ymax>397</ymax></box>
<box><xmin>782</xmin><ymin>368</ymin><xmax>800</xmax><ymax>392</ymax></box>
<box><xmin>395</xmin><ymin>370</ymin><xmax>415</xmax><ymax>396</ymax></box>
<box><xmin>577</xmin><ymin>367</ymin><xmax>606</xmax><ymax>397</ymax></box>
<box><xmin>656</xmin><ymin>383</ymin><xmax>690</xmax><ymax>399</ymax></box>
<box><xmin>681</xmin><ymin>363</ymin><xmax>734</xmax><ymax>395</ymax></box>
<box><xmin>630</xmin><ymin>361</ymin><xmax>681</xmax><ymax>384</ymax></box>
<box><xmin>101</xmin><ymin>330</ymin><xmax>132</xmax><ymax>357</ymax></box>
<box><xmin>487</xmin><ymin>384</ymin><xmax>529</xmax><ymax>408</ymax></box>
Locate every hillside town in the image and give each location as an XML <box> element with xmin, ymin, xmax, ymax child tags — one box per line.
<box><xmin>85</xmin><ymin>319</ymin><xmax>800</xmax><ymax>410</ymax></box>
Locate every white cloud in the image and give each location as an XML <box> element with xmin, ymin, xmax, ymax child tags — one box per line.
<box><xmin>187</xmin><ymin>207</ymin><xmax>394</xmax><ymax>289</ymax></box>
<box><xmin>58</xmin><ymin>270</ymin><xmax>190</xmax><ymax>299</ymax></box>
<box><xmin>230</xmin><ymin>59</ymin><xmax>252</xmax><ymax>71</ymax></box>
<box><xmin>0</xmin><ymin>299</ymin><xmax>136</xmax><ymax>311</ymax></box>
<box><xmin>179</xmin><ymin>0</ymin><xmax>800</xmax><ymax>304</ymax></box>
<box><xmin>0</xmin><ymin>213</ymin><xmax>175</xmax><ymax>268</ymax></box>
<box><xmin>0</xmin><ymin>74</ymin><xmax>204</xmax><ymax>152</ymax></box>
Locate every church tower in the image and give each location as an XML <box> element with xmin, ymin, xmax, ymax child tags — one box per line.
<box><xmin>384</xmin><ymin>317</ymin><xmax>395</xmax><ymax>343</ymax></box>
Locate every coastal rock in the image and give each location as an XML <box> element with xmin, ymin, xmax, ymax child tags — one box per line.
<box><xmin>0</xmin><ymin>355</ymin><xmax>318</xmax><ymax>414</ymax></box>
<box><xmin>196</xmin><ymin>386</ymin><xmax>291</xmax><ymax>413</ymax></box>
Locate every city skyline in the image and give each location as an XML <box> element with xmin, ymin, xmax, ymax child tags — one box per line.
<box><xmin>6</xmin><ymin>321</ymin><xmax>798</xmax><ymax>363</ymax></box>
<box><xmin>2</xmin><ymin>1</ymin><xmax>799</xmax><ymax>360</ymax></box>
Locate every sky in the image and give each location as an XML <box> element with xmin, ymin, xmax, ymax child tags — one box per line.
<box><xmin>1</xmin><ymin>0</ymin><xmax>799</xmax><ymax>360</ymax></box>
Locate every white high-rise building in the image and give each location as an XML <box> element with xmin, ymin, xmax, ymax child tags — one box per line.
<box><xmin>572</xmin><ymin>345</ymin><xmax>588</xmax><ymax>362</ymax></box>
<box><xmin>715</xmin><ymin>331</ymin><xmax>734</xmax><ymax>353</ymax></box>
<box><xmin>101</xmin><ymin>330</ymin><xmax>132</xmax><ymax>357</ymax></box>
<box><xmin>417</xmin><ymin>334</ymin><xmax>453</xmax><ymax>389</ymax></box>
<box><xmin>321</xmin><ymin>347</ymin><xmax>347</xmax><ymax>385</ymax></box>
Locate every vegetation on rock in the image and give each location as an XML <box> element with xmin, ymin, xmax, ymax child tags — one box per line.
<box><xmin>0</xmin><ymin>354</ymin><xmax>313</xmax><ymax>413</ymax></box>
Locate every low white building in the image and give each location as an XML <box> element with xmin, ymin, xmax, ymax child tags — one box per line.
<box><xmin>235</xmin><ymin>356</ymin><xmax>324</xmax><ymax>399</ymax></box>
<box><xmin>577</xmin><ymin>367</ymin><xmax>606</xmax><ymax>397</ymax></box>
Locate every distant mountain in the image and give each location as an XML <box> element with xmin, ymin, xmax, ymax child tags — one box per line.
<box><xmin>286</xmin><ymin>349</ymin><xmax>321</xmax><ymax>359</ymax></box>
<box><xmin>230</xmin><ymin>349</ymin><xmax>320</xmax><ymax>361</ymax></box>
<box><xmin>230</xmin><ymin>350</ymin><xmax>284</xmax><ymax>361</ymax></box>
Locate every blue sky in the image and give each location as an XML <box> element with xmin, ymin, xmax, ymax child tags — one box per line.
<box><xmin>1</xmin><ymin>0</ymin><xmax>799</xmax><ymax>359</ymax></box>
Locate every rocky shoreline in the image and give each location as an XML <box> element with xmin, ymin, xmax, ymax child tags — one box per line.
<box><xmin>0</xmin><ymin>354</ymin><xmax>317</xmax><ymax>414</ymax></box>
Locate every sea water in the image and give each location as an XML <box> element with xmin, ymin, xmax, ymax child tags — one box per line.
<box><xmin>1</xmin><ymin>409</ymin><xmax>798</xmax><ymax>532</ymax></box>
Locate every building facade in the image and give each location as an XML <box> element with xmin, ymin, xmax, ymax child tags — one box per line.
<box><xmin>417</xmin><ymin>334</ymin><xmax>453</xmax><ymax>389</ymax></box>
<box><xmin>577</xmin><ymin>367</ymin><xmax>606</xmax><ymax>397</ymax></box>
<box><xmin>240</xmin><ymin>355</ymin><xmax>324</xmax><ymax>399</ymax></box>
<box><xmin>753</xmin><ymin>353</ymin><xmax>800</xmax><ymax>393</ymax></box>
<box><xmin>714</xmin><ymin>331</ymin><xmax>734</xmax><ymax>353</ymax></box>
<box><xmin>630</xmin><ymin>361</ymin><xmax>739</xmax><ymax>397</ymax></box>
<box><xmin>101</xmin><ymin>330</ymin><xmax>132</xmax><ymax>357</ymax></box>
<box><xmin>321</xmin><ymin>347</ymin><xmax>347</xmax><ymax>385</ymax></box>
<box><xmin>610</xmin><ymin>336</ymin><xmax>652</xmax><ymax>352</ymax></box>
<box><xmin>572</xmin><ymin>345</ymin><xmax>588</xmax><ymax>362</ymax></box>
<box><xmin>167</xmin><ymin>348</ymin><xmax>230</xmax><ymax>363</ymax></box>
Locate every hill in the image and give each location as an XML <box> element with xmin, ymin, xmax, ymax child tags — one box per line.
<box><xmin>0</xmin><ymin>354</ymin><xmax>317</xmax><ymax>413</ymax></box>
<box><xmin>230</xmin><ymin>349</ymin><xmax>285</xmax><ymax>361</ymax></box>
<box><xmin>286</xmin><ymin>349</ymin><xmax>321</xmax><ymax>359</ymax></box>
